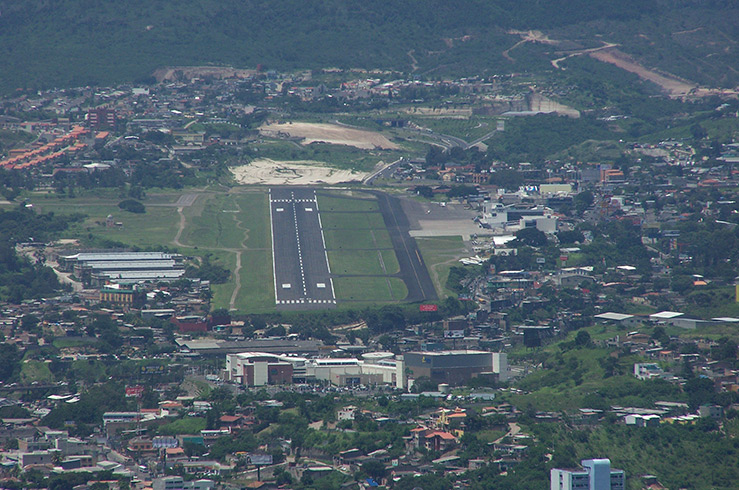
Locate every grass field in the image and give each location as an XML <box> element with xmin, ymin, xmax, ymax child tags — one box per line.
<box><xmin>183</xmin><ymin>191</ymin><xmax>274</xmax><ymax>312</ymax></box>
<box><xmin>324</xmin><ymin>228</ymin><xmax>393</xmax><ymax>250</ymax></box>
<box><xmin>181</xmin><ymin>194</ymin><xmax>245</xmax><ymax>249</ymax></box>
<box><xmin>318</xmin><ymin>194</ymin><xmax>379</xmax><ymax>212</ymax></box>
<box><xmin>334</xmin><ymin>276</ymin><xmax>408</xmax><ymax>302</ymax></box>
<box><xmin>415</xmin><ymin>236</ymin><xmax>469</xmax><ymax>297</ymax></box>
<box><xmin>20</xmin><ymin>360</ymin><xmax>54</xmax><ymax>384</ymax></box>
<box><xmin>320</xmin><ymin>211</ymin><xmax>387</xmax><ymax>230</ymax></box>
<box><xmin>319</xmin><ymin>192</ymin><xmax>407</xmax><ymax>303</ymax></box>
<box><xmin>53</xmin><ymin>338</ymin><xmax>97</xmax><ymax>349</ymax></box>
<box><xmin>28</xmin><ymin>192</ymin><xmax>180</xmax><ymax>249</ymax></box>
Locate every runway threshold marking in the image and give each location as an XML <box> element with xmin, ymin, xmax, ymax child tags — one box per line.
<box><xmin>270</xmin><ymin>189</ymin><xmax>337</xmax><ymax>307</ymax></box>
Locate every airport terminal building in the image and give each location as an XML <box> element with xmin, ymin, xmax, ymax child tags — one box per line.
<box><xmin>226</xmin><ymin>351</ymin><xmax>406</xmax><ymax>389</ymax></box>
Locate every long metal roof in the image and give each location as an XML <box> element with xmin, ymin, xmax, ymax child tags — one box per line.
<box><xmin>64</xmin><ymin>252</ymin><xmax>179</xmax><ymax>262</ymax></box>
<box><xmin>87</xmin><ymin>260</ymin><xmax>178</xmax><ymax>270</ymax></box>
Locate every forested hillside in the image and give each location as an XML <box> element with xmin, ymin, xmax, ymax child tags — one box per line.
<box><xmin>0</xmin><ymin>0</ymin><xmax>735</xmax><ymax>92</ymax></box>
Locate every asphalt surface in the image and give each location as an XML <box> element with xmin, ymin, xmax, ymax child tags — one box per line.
<box><xmin>369</xmin><ymin>191</ymin><xmax>438</xmax><ymax>302</ymax></box>
<box><xmin>269</xmin><ymin>188</ymin><xmax>337</xmax><ymax>310</ymax></box>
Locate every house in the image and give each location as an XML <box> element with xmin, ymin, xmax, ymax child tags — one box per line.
<box><xmin>338</xmin><ymin>406</ymin><xmax>358</xmax><ymax>421</ymax></box>
<box><xmin>699</xmin><ymin>404</ymin><xmax>723</xmax><ymax>419</ymax></box>
<box><xmin>423</xmin><ymin>431</ymin><xmax>457</xmax><ymax>452</ymax></box>
<box><xmin>219</xmin><ymin>415</ymin><xmax>244</xmax><ymax>430</ymax></box>
<box><xmin>624</xmin><ymin>414</ymin><xmax>660</xmax><ymax>427</ymax></box>
<box><xmin>634</xmin><ymin>363</ymin><xmax>663</xmax><ymax>380</ymax></box>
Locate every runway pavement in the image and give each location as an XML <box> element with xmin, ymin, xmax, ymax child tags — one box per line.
<box><xmin>370</xmin><ymin>191</ymin><xmax>438</xmax><ymax>303</ymax></box>
<box><xmin>269</xmin><ymin>188</ymin><xmax>336</xmax><ymax>310</ymax></box>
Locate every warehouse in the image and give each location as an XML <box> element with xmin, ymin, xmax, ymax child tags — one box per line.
<box><xmin>58</xmin><ymin>251</ymin><xmax>185</xmax><ymax>286</ymax></box>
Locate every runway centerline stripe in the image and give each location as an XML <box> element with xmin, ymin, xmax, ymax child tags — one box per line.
<box><xmin>291</xmin><ymin>191</ymin><xmax>308</xmax><ymax>297</ymax></box>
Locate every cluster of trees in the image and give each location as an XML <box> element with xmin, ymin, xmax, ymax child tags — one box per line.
<box><xmin>5</xmin><ymin>0</ymin><xmax>715</xmax><ymax>94</ymax></box>
<box><xmin>185</xmin><ymin>255</ymin><xmax>230</xmax><ymax>284</ymax></box>
<box><xmin>118</xmin><ymin>199</ymin><xmax>146</xmax><ymax>214</ymax></box>
<box><xmin>486</xmin><ymin>114</ymin><xmax>614</xmax><ymax>163</ymax></box>
<box><xmin>42</xmin><ymin>383</ymin><xmax>130</xmax><ymax>436</ymax></box>
<box><xmin>131</xmin><ymin>160</ymin><xmax>198</xmax><ymax>189</ymax></box>
<box><xmin>0</xmin><ymin>168</ymin><xmax>35</xmax><ymax>201</ymax></box>
<box><xmin>0</xmin><ymin>206</ymin><xmax>82</xmax><ymax>302</ymax></box>
<box><xmin>535</xmin><ymin>421</ymin><xmax>739</xmax><ymax>490</ymax></box>
<box><xmin>52</xmin><ymin>168</ymin><xmax>127</xmax><ymax>195</ymax></box>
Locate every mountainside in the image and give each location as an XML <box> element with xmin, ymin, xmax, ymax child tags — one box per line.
<box><xmin>0</xmin><ymin>0</ymin><xmax>736</xmax><ymax>92</ymax></box>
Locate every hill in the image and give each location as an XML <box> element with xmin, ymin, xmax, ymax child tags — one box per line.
<box><xmin>0</xmin><ymin>0</ymin><xmax>736</xmax><ymax>93</ymax></box>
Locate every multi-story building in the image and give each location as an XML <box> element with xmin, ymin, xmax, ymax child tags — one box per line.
<box><xmin>226</xmin><ymin>351</ymin><xmax>406</xmax><ymax>388</ymax></box>
<box><xmin>551</xmin><ymin>458</ymin><xmax>625</xmax><ymax>490</ymax></box>
<box><xmin>404</xmin><ymin>350</ymin><xmax>508</xmax><ymax>385</ymax></box>
<box><xmin>225</xmin><ymin>352</ymin><xmax>294</xmax><ymax>386</ymax></box>
<box><xmin>88</xmin><ymin>108</ymin><xmax>117</xmax><ymax>130</ymax></box>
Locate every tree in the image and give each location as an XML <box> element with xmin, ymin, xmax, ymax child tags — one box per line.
<box><xmin>515</xmin><ymin>227</ymin><xmax>548</xmax><ymax>247</ymax></box>
<box><xmin>415</xmin><ymin>186</ymin><xmax>434</xmax><ymax>199</ymax></box>
<box><xmin>684</xmin><ymin>377</ymin><xmax>715</xmax><ymax>410</ymax></box>
<box><xmin>447</xmin><ymin>185</ymin><xmax>477</xmax><ymax>199</ymax></box>
<box><xmin>360</xmin><ymin>460</ymin><xmax>387</xmax><ymax>481</ymax></box>
<box><xmin>575</xmin><ymin>330</ymin><xmax>591</xmax><ymax>347</ymax></box>
<box><xmin>712</xmin><ymin>338</ymin><xmax>738</xmax><ymax>361</ymax></box>
<box><xmin>488</xmin><ymin>169</ymin><xmax>524</xmax><ymax>191</ymax></box>
<box><xmin>574</xmin><ymin>190</ymin><xmax>594</xmax><ymax>213</ymax></box>
<box><xmin>20</xmin><ymin>314</ymin><xmax>40</xmax><ymax>332</ymax></box>
<box><xmin>651</xmin><ymin>326</ymin><xmax>670</xmax><ymax>345</ymax></box>
<box><xmin>0</xmin><ymin>344</ymin><xmax>21</xmax><ymax>382</ymax></box>
<box><xmin>274</xmin><ymin>468</ymin><xmax>293</xmax><ymax>485</ymax></box>
<box><xmin>118</xmin><ymin>199</ymin><xmax>146</xmax><ymax>213</ymax></box>
<box><xmin>557</xmin><ymin>230</ymin><xmax>584</xmax><ymax>244</ymax></box>
<box><xmin>210</xmin><ymin>308</ymin><xmax>231</xmax><ymax>326</ymax></box>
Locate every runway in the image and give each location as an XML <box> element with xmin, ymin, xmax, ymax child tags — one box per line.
<box><xmin>369</xmin><ymin>191</ymin><xmax>438</xmax><ymax>303</ymax></box>
<box><xmin>269</xmin><ymin>188</ymin><xmax>336</xmax><ymax>310</ymax></box>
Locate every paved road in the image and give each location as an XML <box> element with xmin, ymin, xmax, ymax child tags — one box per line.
<box><xmin>363</xmin><ymin>157</ymin><xmax>404</xmax><ymax>185</ymax></box>
<box><xmin>370</xmin><ymin>191</ymin><xmax>438</xmax><ymax>302</ymax></box>
<box><xmin>269</xmin><ymin>188</ymin><xmax>336</xmax><ymax>310</ymax></box>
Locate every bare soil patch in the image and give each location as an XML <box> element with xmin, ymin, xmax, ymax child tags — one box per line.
<box><xmin>589</xmin><ymin>48</ymin><xmax>696</xmax><ymax>97</ymax></box>
<box><xmin>260</xmin><ymin>122</ymin><xmax>399</xmax><ymax>150</ymax></box>
<box><xmin>231</xmin><ymin>159</ymin><xmax>367</xmax><ymax>185</ymax></box>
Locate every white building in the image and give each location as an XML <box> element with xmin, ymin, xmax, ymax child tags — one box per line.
<box><xmin>337</xmin><ymin>406</ymin><xmax>358</xmax><ymax>421</ymax></box>
<box><xmin>492</xmin><ymin>352</ymin><xmax>510</xmax><ymax>381</ymax></box>
<box><xmin>153</xmin><ymin>477</ymin><xmax>215</xmax><ymax>490</ymax></box>
<box><xmin>624</xmin><ymin>414</ymin><xmax>660</xmax><ymax>427</ymax></box>
<box><xmin>634</xmin><ymin>363</ymin><xmax>663</xmax><ymax>380</ymax></box>
<box><xmin>226</xmin><ymin>352</ymin><xmax>407</xmax><ymax>389</ymax></box>
<box><xmin>551</xmin><ymin>458</ymin><xmax>625</xmax><ymax>490</ymax></box>
<box><xmin>482</xmin><ymin>202</ymin><xmax>558</xmax><ymax>233</ymax></box>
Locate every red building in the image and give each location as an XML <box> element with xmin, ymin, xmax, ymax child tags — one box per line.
<box><xmin>171</xmin><ymin>316</ymin><xmax>208</xmax><ymax>333</ymax></box>
<box><xmin>88</xmin><ymin>108</ymin><xmax>117</xmax><ymax>130</ymax></box>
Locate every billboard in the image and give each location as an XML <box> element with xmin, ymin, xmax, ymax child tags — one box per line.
<box><xmin>140</xmin><ymin>365</ymin><xmax>166</xmax><ymax>375</ymax></box>
<box><xmin>243</xmin><ymin>454</ymin><xmax>273</xmax><ymax>465</ymax></box>
<box><xmin>419</xmin><ymin>304</ymin><xmax>438</xmax><ymax>312</ymax></box>
<box><xmin>125</xmin><ymin>385</ymin><xmax>144</xmax><ymax>398</ymax></box>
